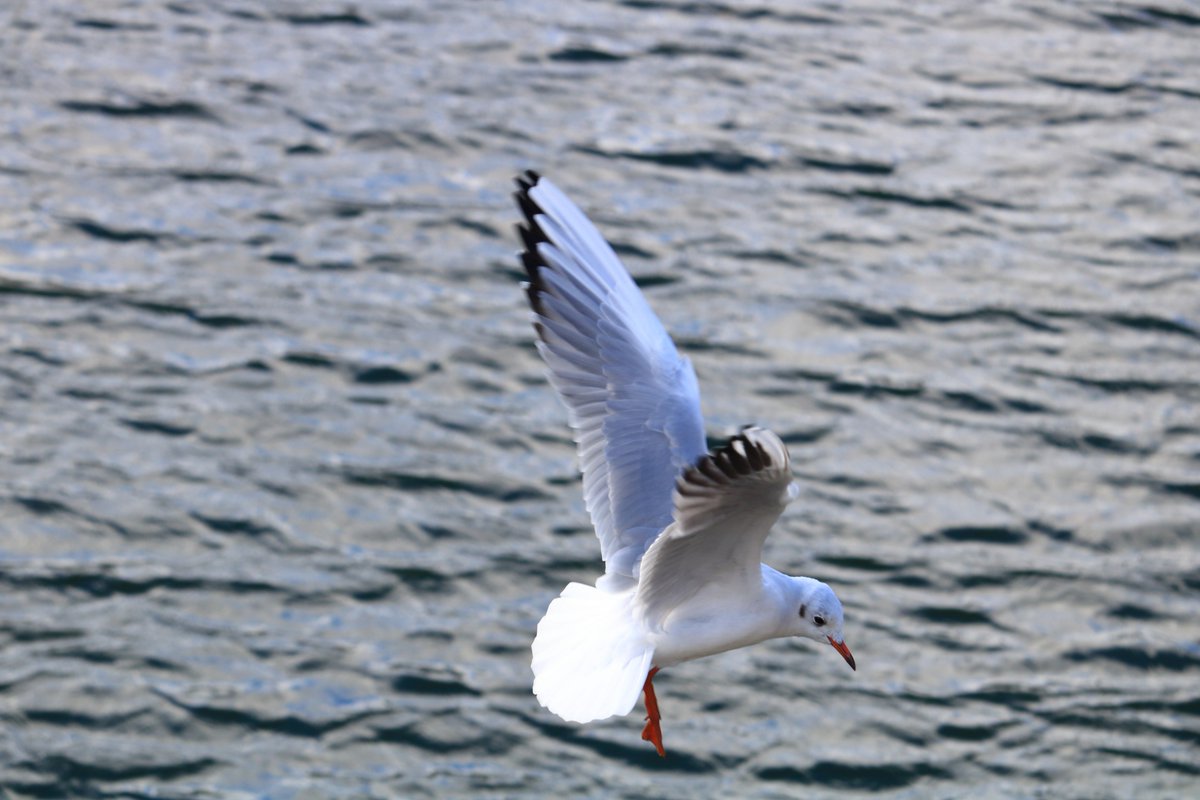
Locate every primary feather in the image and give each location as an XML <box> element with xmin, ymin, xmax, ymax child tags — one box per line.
<box><xmin>516</xmin><ymin>171</ymin><xmax>707</xmax><ymax>584</ymax></box>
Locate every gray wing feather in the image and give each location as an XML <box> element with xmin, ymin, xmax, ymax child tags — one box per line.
<box><xmin>515</xmin><ymin>172</ymin><xmax>708</xmax><ymax>581</ymax></box>
<box><xmin>636</xmin><ymin>427</ymin><xmax>797</xmax><ymax>626</ymax></box>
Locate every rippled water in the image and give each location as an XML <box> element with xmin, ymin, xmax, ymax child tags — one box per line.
<box><xmin>2</xmin><ymin>1</ymin><xmax>1199</xmax><ymax>797</ymax></box>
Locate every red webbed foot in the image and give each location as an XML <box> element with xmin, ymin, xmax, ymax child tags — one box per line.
<box><xmin>640</xmin><ymin>666</ymin><xmax>665</xmax><ymax>757</ymax></box>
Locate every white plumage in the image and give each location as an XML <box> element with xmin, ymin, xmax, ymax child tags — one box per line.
<box><xmin>515</xmin><ymin>172</ymin><xmax>855</xmax><ymax>756</ymax></box>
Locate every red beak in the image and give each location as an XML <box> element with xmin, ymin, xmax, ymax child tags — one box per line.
<box><xmin>828</xmin><ymin>636</ymin><xmax>856</xmax><ymax>671</ymax></box>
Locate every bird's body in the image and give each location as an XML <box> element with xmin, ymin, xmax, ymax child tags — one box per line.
<box><xmin>651</xmin><ymin>567</ymin><xmax>819</xmax><ymax>667</ymax></box>
<box><xmin>514</xmin><ymin>171</ymin><xmax>855</xmax><ymax>755</ymax></box>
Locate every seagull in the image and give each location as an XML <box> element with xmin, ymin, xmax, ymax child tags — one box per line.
<box><xmin>514</xmin><ymin>170</ymin><xmax>855</xmax><ymax>757</ymax></box>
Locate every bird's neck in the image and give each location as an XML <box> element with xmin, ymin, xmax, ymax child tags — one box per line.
<box><xmin>760</xmin><ymin>567</ymin><xmax>817</xmax><ymax>621</ymax></box>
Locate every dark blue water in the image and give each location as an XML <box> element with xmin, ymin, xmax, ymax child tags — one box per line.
<box><xmin>2</xmin><ymin>1</ymin><xmax>1198</xmax><ymax>797</ymax></box>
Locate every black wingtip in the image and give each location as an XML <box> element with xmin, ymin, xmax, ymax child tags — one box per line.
<box><xmin>513</xmin><ymin>171</ymin><xmax>547</xmax><ymax>232</ymax></box>
<box><xmin>689</xmin><ymin>428</ymin><xmax>772</xmax><ymax>481</ymax></box>
<box><xmin>513</xmin><ymin>171</ymin><xmax>551</xmax><ymax>325</ymax></box>
<box><xmin>514</xmin><ymin>169</ymin><xmax>542</xmax><ymax>193</ymax></box>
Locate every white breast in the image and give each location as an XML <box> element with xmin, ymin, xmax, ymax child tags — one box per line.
<box><xmin>648</xmin><ymin>580</ymin><xmax>787</xmax><ymax>667</ymax></box>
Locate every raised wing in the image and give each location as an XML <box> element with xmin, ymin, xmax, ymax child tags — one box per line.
<box><xmin>636</xmin><ymin>427</ymin><xmax>798</xmax><ymax>626</ymax></box>
<box><xmin>515</xmin><ymin>171</ymin><xmax>707</xmax><ymax>582</ymax></box>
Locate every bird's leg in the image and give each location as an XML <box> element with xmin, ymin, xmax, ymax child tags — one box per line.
<box><xmin>640</xmin><ymin>666</ymin><xmax>665</xmax><ymax>757</ymax></box>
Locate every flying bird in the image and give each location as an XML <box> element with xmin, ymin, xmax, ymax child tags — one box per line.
<box><xmin>514</xmin><ymin>171</ymin><xmax>855</xmax><ymax>757</ymax></box>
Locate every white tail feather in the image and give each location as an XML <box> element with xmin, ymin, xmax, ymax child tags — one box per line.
<box><xmin>531</xmin><ymin>582</ymin><xmax>654</xmax><ymax>724</ymax></box>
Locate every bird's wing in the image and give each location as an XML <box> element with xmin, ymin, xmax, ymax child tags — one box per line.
<box><xmin>636</xmin><ymin>427</ymin><xmax>798</xmax><ymax>626</ymax></box>
<box><xmin>515</xmin><ymin>171</ymin><xmax>707</xmax><ymax>581</ymax></box>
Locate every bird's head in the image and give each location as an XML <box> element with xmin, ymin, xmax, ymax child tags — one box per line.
<box><xmin>788</xmin><ymin>578</ymin><xmax>855</xmax><ymax>671</ymax></box>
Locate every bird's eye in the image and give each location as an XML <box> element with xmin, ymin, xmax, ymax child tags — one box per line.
<box><xmin>813</xmin><ymin>615</ymin><xmax>826</xmax><ymax>627</ymax></box>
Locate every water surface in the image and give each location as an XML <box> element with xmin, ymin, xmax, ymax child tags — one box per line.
<box><xmin>1</xmin><ymin>1</ymin><xmax>1198</xmax><ymax>797</ymax></box>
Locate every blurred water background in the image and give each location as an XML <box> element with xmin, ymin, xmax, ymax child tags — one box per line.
<box><xmin>2</xmin><ymin>1</ymin><xmax>1199</xmax><ymax>797</ymax></box>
